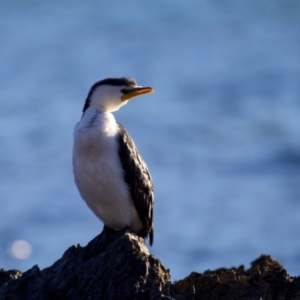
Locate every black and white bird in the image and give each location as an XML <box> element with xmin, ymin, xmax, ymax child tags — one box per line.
<box><xmin>73</xmin><ymin>77</ymin><xmax>154</xmax><ymax>246</ymax></box>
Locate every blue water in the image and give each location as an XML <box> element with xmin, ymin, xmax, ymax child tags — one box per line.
<box><xmin>1</xmin><ymin>0</ymin><xmax>300</xmax><ymax>280</ymax></box>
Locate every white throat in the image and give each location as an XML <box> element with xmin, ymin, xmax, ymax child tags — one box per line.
<box><xmin>78</xmin><ymin>106</ymin><xmax>116</xmax><ymax>133</ymax></box>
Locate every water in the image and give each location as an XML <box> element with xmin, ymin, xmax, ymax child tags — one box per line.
<box><xmin>1</xmin><ymin>0</ymin><xmax>300</xmax><ymax>280</ymax></box>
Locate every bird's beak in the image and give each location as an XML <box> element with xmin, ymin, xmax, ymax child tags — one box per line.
<box><xmin>121</xmin><ymin>87</ymin><xmax>154</xmax><ymax>101</ymax></box>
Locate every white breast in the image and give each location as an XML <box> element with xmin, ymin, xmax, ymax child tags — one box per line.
<box><xmin>72</xmin><ymin>108</ymin><xmax>142</xmax><ymax>231</ymax></box>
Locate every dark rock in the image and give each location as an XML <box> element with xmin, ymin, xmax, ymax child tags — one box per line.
<box><xmin>0</xmin><ymin>232</ymin><xmax>173</xmax><ymax>300</ymax></box>
<box><xmin>174</xmin><ymin>255</ymin><xmax>300</xmax><ymax>300</ymax></box>
<box><xmin>1</xmin><ymin>231</ymin><xmax>300</xmax><ymax>300</ymax></box>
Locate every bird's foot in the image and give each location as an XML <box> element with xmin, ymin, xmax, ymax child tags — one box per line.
<box><xmin>118</xmin><ymin>225</ymin><xmax>132</xmax><ymax>236</ymax></box>
<box><xmin>82</xmin><ymin>229</ymin><xmax>107</xmax><ymax>261</ymax></box>
<box><xmin>82</xmin><ymin>225</ymin><xmax>132</xmax><ymax>261</ymax></box>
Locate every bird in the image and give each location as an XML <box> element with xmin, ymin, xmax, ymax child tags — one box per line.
<box><xmin>73</xmin><ymin>77</ymin><xmax>154</xmax><ymax>246</ymax></box>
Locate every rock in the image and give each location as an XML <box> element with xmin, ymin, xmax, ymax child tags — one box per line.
<box><xmin>1</xmin><ymin>231</ymin><xmax>300</xmax><ymax>300</ymax></box>
<box><xmin>0</xmin><ymin>232</ymin><xmax>174</xmax><ymax>300</ymax></box>
<box><xmin>174</xmin><ymin>255</ymin><xmax>300</xmax><ymax>300</ymax></box>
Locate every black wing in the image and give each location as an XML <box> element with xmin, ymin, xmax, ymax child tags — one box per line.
<box><xmin>117</xmin><ymin>123</ymin><xmax>154</xmax><ymax>246</ymax></box>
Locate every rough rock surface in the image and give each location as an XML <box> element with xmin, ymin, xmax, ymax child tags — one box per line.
<box><xmin>174</xmin><ymin>255</ymin><xmax>300</xmax><ymax>300</ymax></box>
<box><xmin>1</xmin><ymin>230</ymin><xmax>300</xmax><ymax>300</ymax></box>
<box><xmin>0</xmin><ymin>231</ymin><xmax>173</xmax><ymax>300</ymax></box>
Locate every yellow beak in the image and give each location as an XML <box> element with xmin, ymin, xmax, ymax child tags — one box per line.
<box><xmin>121</xmin><ymin>87</ymin><xmax>154</xmax><ymax>101</ymax></box>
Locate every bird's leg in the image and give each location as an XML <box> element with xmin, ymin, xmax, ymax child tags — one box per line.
<box><xmin>82</xmin><ymin>225</ymin><xmax>113</xmax><ymax>261</ymax></box>
<box><xmin>118</xmin><ymin>225</ymin><xmax>132</xmax><ymax>235</ymax></box>
<box><xmin>112</xmin><ymin>225</ymin><xmax>131</xmax><ymax>240</ymax></box>
<box><xmin>82</xmin><ymin>225</ymin><xmax>132</xmax><ymax>261</ymax></box>
<box><xmin>105</xmin><ymin>225</ymin><xmax>132</xmax><ymax>242</ymax></box>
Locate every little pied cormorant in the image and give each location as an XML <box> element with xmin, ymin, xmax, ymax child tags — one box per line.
<box><xmin>73</xmin><ymin>77</ymin><xmax>154</xmax><ymax>245</ymax></box>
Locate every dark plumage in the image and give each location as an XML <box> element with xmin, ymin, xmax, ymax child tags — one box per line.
<box><xmin>117</xmin><ymin>123</ymin><xmax>154</xmax><ymax>246</ymax></box>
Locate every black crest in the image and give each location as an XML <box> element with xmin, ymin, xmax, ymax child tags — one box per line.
<box><xmin>82</xmin><ymin>77</ymin><xmax>137</xmax><ymax>113</ymax></box>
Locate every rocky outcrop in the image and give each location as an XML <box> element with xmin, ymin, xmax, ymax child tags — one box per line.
<box><xmin>1</xmin><ymin>230</ymin><xmax>299</xmax><ymax>300</ymax></box>
<box><xmin>174</xmin><ymin>255</ymin><xmax>300</xmax><ymax>300</ymax></box>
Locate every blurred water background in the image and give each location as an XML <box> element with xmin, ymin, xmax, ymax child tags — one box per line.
<box><xmin>1</xmin><ymin>0</ymin><xmax>300</xmax><ymax>280</ymax></box>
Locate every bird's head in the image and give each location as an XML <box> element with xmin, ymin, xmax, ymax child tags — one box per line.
<box><xmin>82</xmin><ymin>77</ymin><xmax>154</xmax><ymax>113</ymax></box>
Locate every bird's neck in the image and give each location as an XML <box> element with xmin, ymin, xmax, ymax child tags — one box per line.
<box><xmin>79</xmin><ymin>106</ymin><xmax>118</xmax><ymax>135</ymax></box>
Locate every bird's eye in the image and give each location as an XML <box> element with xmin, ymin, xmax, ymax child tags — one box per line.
<box><xmin>121</xmin><ymin>89</ymin><xmax>131</xmax><ymax>94</ymax></box>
